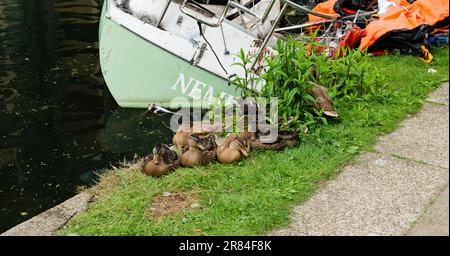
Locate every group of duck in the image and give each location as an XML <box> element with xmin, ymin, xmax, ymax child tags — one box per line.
<box><xmin>141</xmin><ymin>128</ymin><xmax>298</xmax><ymax>177</ymax></box>
<box><xmin>140</xmin><ymin>82</ymin><xmax>339</xmax><ymax>177</ymax></box>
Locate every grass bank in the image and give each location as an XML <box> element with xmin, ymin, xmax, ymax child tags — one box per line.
<box><xmin>61</xmin><ymin>47</ymin><xmax>449</xmax><ymax>236</ymax></box>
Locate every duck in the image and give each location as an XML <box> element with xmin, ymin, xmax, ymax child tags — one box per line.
<box><xmin>142</xmin><ymin>143</ymin><xmax>180</xmax><ymax>177</ymax></box>
<box><xmin>278</xmin><ymin>130</ymin><xmax>300</xmax><ymax>147</ymax></box>
<box><xmin>172</xmin><ymin>123</ymin><xmax>223</xmax><ymax>151</ymax></box>
<box><xmin>308</xmin><ymin>64</ymin><xmax>338</xmax><ymax>118</ymax></box>
<box><xmin>249</xmin><ymin>130</ymin><xmax>299</xmax><ymax>151</ymax></box>
<box><xmin>217</xmin><ymin>135</ymin><xmax>251</xmax><ymax>164</ymax></box>
<box><xmin>251</xmin><ymin>139</ymin><xmax>286</xmax><ymax>151</ymax></box>
<box><xmin>180</xmin><ymin>133</ymin><xmax>217</xmax><ymax>167</ymax></box>
<box><xmin>310</xmin><ymin>84</ymin><xmax>339</xmax><ymax>117</ymax></box>
<box><xmin>199</xmin><ymin>133</ymin><xmax>218</xmax><ymax>151</ymax></box>
<box><xmin>172</xmin><ymin>128</ymin><xmax>191</xmax><ymax>150</ymax></box>
<box><xmin>239</xmin><ymin>131</ymin><xmax>255</xmax><ymax>141</ymax></box>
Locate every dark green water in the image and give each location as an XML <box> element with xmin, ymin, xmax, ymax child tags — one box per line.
<box><xmin>0</xmin><ymin>0</ymin><xmax>173</xmax><ymax>233</ymax></box>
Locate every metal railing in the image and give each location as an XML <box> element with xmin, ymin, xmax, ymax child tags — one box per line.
<box><xmin>157</xmin><ymin>0</ymin><xmax>173</xmax><ymax>27</ymax></box>
<box><xmin>247</xmin><ymin>0</ymin><xmax>340</xmax><ymax>70</ymax></box>
<box><xmin>175</xmin><ymin>0</ymin><xmax>342</xmax><ymax>70</ymax></box>
<box><xmin>177</xmin><ymin>0</ymin><xmax>339</xmax><ymax>27</ymax></box>
<box><xmin>178</xmin><ymin>0</ymin><xmax>280</xmax><ymax>28</ymax></box>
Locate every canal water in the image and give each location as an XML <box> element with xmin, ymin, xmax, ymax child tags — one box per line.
<box><xmin>0</xmin><ymin>0</ymin><xmax>173</xmax><ymax>233</ymax></box>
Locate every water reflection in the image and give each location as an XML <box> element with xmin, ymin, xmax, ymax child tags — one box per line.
<box><xmin>0</xmin><ymin>0</ymin><xmax>172</xmax><ymax>232</ymax></box>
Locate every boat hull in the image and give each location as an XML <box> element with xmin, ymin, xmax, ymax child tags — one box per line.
<box><xmin>99</xmin><ymin>4</ymin><xmax>240</xmax><ymax>109</ymax></box>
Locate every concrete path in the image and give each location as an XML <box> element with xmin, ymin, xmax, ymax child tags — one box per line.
<box><xmin>274</xmin><ymin>83</ymin><xmax>449</xmax><ymax>236</ymax></box>
<box><xmin>407</xmin><ymin>185</ymin><xmax>449</xmax><ymax>236</ymax></box>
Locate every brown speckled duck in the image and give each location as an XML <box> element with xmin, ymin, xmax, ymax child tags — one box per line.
<box><xmin>249</xmin><ymin>130</ymin><xmax>299</xmax><ymax>151</ymax></box>
<box><xmin>142</xmin><ymin>144</ymin><xmax>179</xmax><ymax>177</ymax></box>
<box><xmin>172</xmin><ymin>123</ymin><xmax>223</xmax><ymax>150</ymax></box>
<box><xmin>310</xmin><ymin>84</ymin><xmax>338</xmax><ymax>117</ymax></box>
<box><xmin>173</xmin><ymin>129</ymin><xmax>191</xmax><ymax>150</ymax></box>
<box><xmin>308</xmin><ymin>64</ymin><xmax>338</xmax><ymax>117</ymax></box>
<box><xmin>180</xmin><ymin>133</ymin><xmax>217</xmax><ymax>167</ymax></box>
<box><xmin>217</xmin><ymin>135</ymin><xmax>251</xmax><ymax>164</ymax></box>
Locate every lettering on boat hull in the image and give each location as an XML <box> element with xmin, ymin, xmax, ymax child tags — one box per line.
<box><xmin>170</xmin><ymin>72</ymin><xmax>234</xmax><ymax>105</ymax></box>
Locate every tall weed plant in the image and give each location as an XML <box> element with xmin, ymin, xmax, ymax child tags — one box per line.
<box><xmin>231</xmin><ymin>36</ymin><xmax>384</xmax><ymax>132</ymax></box>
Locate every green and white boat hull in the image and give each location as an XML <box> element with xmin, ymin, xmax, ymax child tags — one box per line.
<box><xmin>99</xmin><ymin>0</ymin><xmax>273</xmax><ymax>109</ymax></box>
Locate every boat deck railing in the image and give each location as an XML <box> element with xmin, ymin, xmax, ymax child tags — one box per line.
<box><xmin>171</xmin><ymin>0</ymin><xmax>341</xmax><ymax>70</ymax></box>
<box><xmin>178</xmin><ymin>0</ymin><xmax>279</xmax><ymax>28</ymax></box>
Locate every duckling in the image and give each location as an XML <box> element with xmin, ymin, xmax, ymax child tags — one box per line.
<box><xmin>199</xmin><ymin>133</ymin><xmax>218</xmax><ymax>151</ymax></box>
<box><xmin>173</xmin><ymin>128</ymin><xmax>191</xmax><ymax>150</ymax></box>
<box><xmin>172</xmin><ymin>124</ymin><xmax>221</xmax><ymax>151</ymax></box>
<box><xmin>217</xmin><ymin>136</ymin><xmax>251</xmax><ymax>164</ymax></box>
<box><xmin>142</xmin><ymin>143</ymin><xmax>179</xmax><ymax>177</ymax></box>
<box><xmin>180</xmin><ymin>133</ymin><xmax>217</xmax><ymax>167</ymax></box>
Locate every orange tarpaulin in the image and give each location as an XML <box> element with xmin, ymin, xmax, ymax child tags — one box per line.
<box><xmin>360</xmin><ymin>0</ymin><xmax>450</xmax><ymax>50</ymax></box>
<box><xmin>308</xmin><ymin>0</ymin><xmax>339</xmax><ymax>24</ymax></box>
<box><xmin>308</xmin><ymin>0</ymin><xmax>449</xmax><ymax>51</ymax></box>
<box><xmin>308</xmin><ymin>0</ymin><xmax>421</xmax><ymax>24</ymax></box>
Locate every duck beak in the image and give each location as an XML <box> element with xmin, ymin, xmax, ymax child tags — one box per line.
<box><xmin>153</xmin><ymin>153</ymin><xmax>160</xmax><ymax>165</ymax></box>
<box><xmin>153</xmin><ymin>156</ymin><xmax>160</xmax><ymax>165</ymax></box>
<box><xmin>324</xmin><ymin>110</ymin><xmax>339</xmax><ymax>117</ymax></box>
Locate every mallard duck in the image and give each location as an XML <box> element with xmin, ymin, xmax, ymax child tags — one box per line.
<box><xmin>278</xmin><ymin>131</ymin><xmax>300</xmax><ymax>147</ymax></box>
<box><xmin>251</xmin><ymin>139</ymin><xmax>286</xmax><ymax>151</ymax></box>
<box><xmin>250</xmin><ymin>130</ymin><xmax>299</xmax><ymax>151</ymax></box>
<box><xmin>239</xmin><ymin>131</ymin><xmax>255</xmax><ymax>141</ymax></box>
<box><xmin>310</xmin><ymin>84</ymin><xmax>338</xmax><ymax>117</ymax></box>
<box><xmin>173</xmin><ymin>123</ymin><xmax>223</xmax><ymax>150</ymax></box>
<box><xmin>173</xmin><ymin>129</ymin><xmax>191</xmax><ymax>150</ymax></box>
<box><xmin>199</xmin><ymin>133</ymin><xmax>218</xmax><ymax>151</ymax></box>
<box><xmin>307</xmin><ymin>64</ymin><xmax>338</xmax><ymax>117</ymax></box>
<box><xmin>217</xmin><ymin>135</ymin><xmax>251</xmax><ymax>164</ymax></box>
<box><xmin>142</xmin><ymin>143</ymin><xmax>179</xmax><ymax>177</ymax></box>
<box><xmin>180</xmin><ymin>133</ymin><xmax>217</xmax><ymax>167</ymax></box>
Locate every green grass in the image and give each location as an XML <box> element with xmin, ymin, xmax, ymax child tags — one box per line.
<box><xmin>61</xmin><ymin>47</ymin><xmax>449</xmax><ymax>236</ymax></box>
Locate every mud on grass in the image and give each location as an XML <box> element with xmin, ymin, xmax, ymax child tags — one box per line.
<box><xmin>59</xmin><ymin>47</ymin><xmax>449</xmax><ymax>236</ymax></box>
<box><xmin>148</xmin><ymin>192</ymin><xmax>199</xmax><ymax>220</ymax></box>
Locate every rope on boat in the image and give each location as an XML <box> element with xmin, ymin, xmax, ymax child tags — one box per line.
<box><xmin>197</xmin><ymin>21</ymin><xmax>229</xmax><ymax>76</ymax></box>
<box><xmin>143</xmin><ymin>103</ymin><xmax>183</xmax><ymax>116</ymax></box>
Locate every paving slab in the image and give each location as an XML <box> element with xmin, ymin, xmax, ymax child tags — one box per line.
<box><xmin>376</xmin><ymin>103</ymin><xmax>449</xmax><ymax>169</ymax></box>
<box><xmin>273</xmin><ymin>84</ymin><xmax>450</xmax><ymax>236</ymax></box>
<box><xmin>273</xmin><ymin>153</ymin><xmax>449</xmax><ymax>236</ymax></box>
<box><xmin>407</xmin><ymin>185</ymin><xmax>449</xmax><ymax>236</ymax></box>
<box><xmin>1</xmin><ymin>192</ymin><xmax>93</xmax><ymax>236</ymax></box>
<box><xmin>427</xmin><ymin>82</ymin><xmax>449</xmax><ymax>105</ymax></box>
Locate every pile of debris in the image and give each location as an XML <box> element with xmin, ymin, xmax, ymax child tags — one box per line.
<box><xmin>287</xmin><ymin>0</ymin><xmax>448</xmax><ymax>62</ymax></box>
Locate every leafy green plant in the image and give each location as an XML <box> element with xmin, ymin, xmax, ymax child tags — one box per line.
<box><xmin>230</xmin><ymin>49</ymin><xmax>261</xmax><ymax>98</ymax></box>
<box><xmin>206</xmin><ymin>95</ymin><xmax>258</xmax><ymax>134</ymax></box>
<box><xmin>229</xmin><ymin>36</ymin><xmax>384</xmax><ymax>132</ymax></box>
<box><xmin>260</xmin><ymin>38</ymin><xmax>322</xmax><ymax>131</ymax></box>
